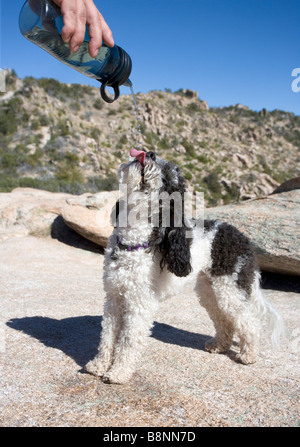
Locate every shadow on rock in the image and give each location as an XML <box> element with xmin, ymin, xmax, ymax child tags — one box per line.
<box><xmin>51</xmin><ymin>215</ymin><xmax>105</xmax><ymax>255</ymax></box>
<box><xmin>7</xmin><ymin>315</ymin><xmax>102</xmax><ymax>367</ymax></box>
<box><xmin>261</xmin><ymin>271</ymin><xmax>300</xmax><ymax>293</ymax></box>
<box><xmin>6</xmin><ymin>316</ymin><xmax>211</xmax><ymax>367</ymax></box>
<box><xmin>152</xmin><ymin>322</ymin><xmax>211</xmax><ymax>351</ymax></box>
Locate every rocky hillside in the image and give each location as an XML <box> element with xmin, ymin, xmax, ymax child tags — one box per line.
<box><xmin>1</xmin><ymin>69</ymin><xmax>299</xmax><ymax>206</ymax></box>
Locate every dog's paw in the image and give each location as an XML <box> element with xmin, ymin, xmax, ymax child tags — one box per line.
<box><xmin>236</xmin><ymin>350</ymin><xmax>257</xmax><ymax>365</ymax></box>
<box><xmin>84</xmin><ymin>359</ymin><xmax>109</xmax><ymax>377</ymax></box>
<box><xmin>205</xmin><ymin>337</ymin><xmax>230</xmax><ymax>354</ymax></box>
<box><xmin>102</xmin><ymin>368</ymin><xmax>132</xmax><ymax>385</ymax></box>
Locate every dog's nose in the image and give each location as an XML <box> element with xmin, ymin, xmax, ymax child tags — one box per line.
<box><xmin>146</xmin><ymin>151</ymin><xmax>156</xmax><ymax>161</ymax></box>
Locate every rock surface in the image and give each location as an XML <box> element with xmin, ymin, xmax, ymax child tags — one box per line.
<box><xmin>205</xmin><ymin>190</ymin><xmax>300</xmax><ymax>275</ymax></box>
<box><xmin>1</xmin><ymin>188</ymin><xmax>299</xmax><ymax>275</ymax></box>
<box><xmin>0</xmin><ymin>236</ymin><xmax>299</xmax><ymax>427</ymax></box>
<box><xmin>0</xmin><ymin>188</ymin><xmax>72</xmax><ymax>242</ymax></box>
<box><xmin>61</xmin><ymin>202</ymin><xmax>114</xmax><ymax>248</ymax></box>
<box><xmin>0</xmin><ymin>188</ymin><xmax>118</xmax><ymax>247</ymax></box>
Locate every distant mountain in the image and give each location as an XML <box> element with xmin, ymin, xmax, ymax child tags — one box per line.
<box><xmin>1</xmin><ymin>69</ymin><xmax>299</xmax><ymax>206</ymax></box>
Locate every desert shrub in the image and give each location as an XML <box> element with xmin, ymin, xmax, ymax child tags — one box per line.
<box><xmin>257</xmin><ymin>154</ymin><xmax>273</xmax><ymax>176</ymax></box>
<box><xmin>184</xmin><ymin>170</ymin><xmax>193</xmax><ymax>181</ymax></box>
<box><xmin>0</xmin><ymin>143</ymin><xmax>30</xmax><ymax>170</ymax></box>
<box><xmin>37</xmin><ymin>77</ymin><xmax>73</xmax><ymax>99</ymax></box>
<box><xmin>181</xmin><ymin>139</ymin><xmax>196</xmax><ymax>157</ymax></box>
<box><xmin>90</xmin><ymin>127</ymin><xmax>101</xmax><ymax>141</ymax></box>
<box><xmin>0</xmin><ymin>152</ymin><xmax>19</xmax><ymax>169</ymax></box>
<box><xmin>197</xmin><ymin>154</ymin><xmax>210</xmax><ymax>164</ymax></box>
<box><xmin>186</xmin><ymin>102</ymin><xmax>202</xmax><ymax>113</ymax></box>
<box><xmin>0</xmin><ymin>97</ymin><xmax>23</xmax><ymax>135</ymax></box>
<box><xmin>203</xmin><ymin>171</ymin><xmax>222</xmax><ymax>195</ymax></box>
<box><xmin>26</xmin><ymin>148</ymin><xmax>43</xmax><ymax>167</ymax></box>
<box><xmin>0</xmin><ymin>174</ymin><xmax>19</xmax><ymax>191</ymax></box>
<box><xmin>39</xmin><ymin>114</ymin><xmax>51</xmax><ymax>127</ymax></box>
<box><xmin>64</xmin><ymin>151</ymin><xmax>79</xmax><ymax>163</ymax></box>
<box><xmin>31</xmin><ymin>119</ymin><xmax>40</xmax><ymax>130</ymax></box>
<box><xmin>56</xmin><ymin>119</ymin><xmax>70</xmax><ymax>136</ymax></box>
<box><xmin>93</xmin><ymin>98</ymin><xmax>104</xmax><ymax>110</ymax></box>
<box><xmin>116</xmin><ymin>134</ymin><xmax>128</xmax><ymax>149</ymax></box>
<box><xmin>86</xmin><ymin>174</ymin><xmax>119</xmax><ymax>192</ymax></box>
<box><xmin>158</xmin><ymin>136</ymin><xmax>172</xmax><ymax>150</ymax></box>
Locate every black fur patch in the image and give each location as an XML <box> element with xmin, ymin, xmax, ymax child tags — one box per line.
<box><xmin>149</xmin><ymin>160</ymin><xmax>192</xmax><ymax>277</ymax></box>
<box><xmin>204</xmin><ymin>219</ymin><xmax>218</xmax><ymax>232</ymax></box>
<box><xmin>209</xmin><ymin>222</ymin><xmax>258</xmax><ymax>295</ymax></box>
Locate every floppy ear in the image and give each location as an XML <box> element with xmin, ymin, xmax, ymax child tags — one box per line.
<box><xmin>160</xmin><ymin>226</ymin><xmax>192</xmax><ymax>277</ymax></box>
<box><xmin>149</xmin><ymin>161</ymin><xmax>192</xmax><ymax>277</ymax></box>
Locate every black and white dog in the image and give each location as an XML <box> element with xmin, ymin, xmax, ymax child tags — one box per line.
<box><xmin>85</xmin><ymin>150</ymin><xmax>283</xmax><ymax>384</ymax></box>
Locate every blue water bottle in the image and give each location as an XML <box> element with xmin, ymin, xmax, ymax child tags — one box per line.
<box><xmin>19</xmin><ymin>0</ymin><xmax>132</xmax><ymax>102</ymax></box>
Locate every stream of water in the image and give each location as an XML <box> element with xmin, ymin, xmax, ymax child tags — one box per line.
<box><xmin>129</xmin><ymin>85</ymin><xmax>143</xmax><ymax>150</ymax></box>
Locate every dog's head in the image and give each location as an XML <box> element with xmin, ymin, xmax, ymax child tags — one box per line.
<box><xmin>118</xmin><ymin>150</ymin><xmax>163</xmax><ymax>194</ymax></box>
<box><xmin>117</xmin><ymin>149</ymin><xmax>192</xmax><ymax>277</ymax></box>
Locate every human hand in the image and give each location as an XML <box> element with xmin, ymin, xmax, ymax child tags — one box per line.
<box><xmin>53</xmin><ymin>0</ymin><xmax>114</xmax><ymax>57</ymax></box>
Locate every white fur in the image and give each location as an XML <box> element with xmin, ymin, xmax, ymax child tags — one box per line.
<box><xmin>85</xmin><ymin>157</ymin><xmax>284</xmax><ymax>384</ymax></box>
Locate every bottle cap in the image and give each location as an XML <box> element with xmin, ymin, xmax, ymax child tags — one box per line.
<box><xmin>99</xmin><ymin>46</ymin><xmax>132</xmax><ymax>103</ymax></box>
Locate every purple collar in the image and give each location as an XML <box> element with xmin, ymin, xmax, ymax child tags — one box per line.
<box><xmin>116</xmin><ymin>235</ymin><xmax>149</xmax><ymax>252</ymax></box>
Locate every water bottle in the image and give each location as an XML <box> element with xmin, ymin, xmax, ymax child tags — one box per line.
<box><xmin>19</xmin><ymin>0</ymin><xmax>132</xmax><ymax>102</ymax></box>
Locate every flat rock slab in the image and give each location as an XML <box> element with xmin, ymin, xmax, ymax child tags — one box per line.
<box><xmin>0</xmin><ymin>236</ymin><xmax>299</xmax><ymax>427</ymax></box>
<box><xmin>205</xmin><ymin>190</ymin><xmax>300</xmax><ymax>275</ymax></box>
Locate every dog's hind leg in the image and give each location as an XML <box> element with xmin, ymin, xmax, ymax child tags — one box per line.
<box><xmin>196</xmin><ymin>273</ymin><xmax>234</xmax><ymax>353</ymax></box>
<box><xmin>209</xmin><ymin>275</ymin><xmax>260</xmax><ymax>364</ymax></box>
<box><xmin>102</xmin><ymin>291</ymin><xmax>158</xmax><ymax>384</ymax></box>
<box><xmin>85</xmin><ymin>293</ymin><xmax>122</xmax><ymax>377</ymax></box>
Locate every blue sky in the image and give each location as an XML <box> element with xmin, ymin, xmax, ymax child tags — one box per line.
<box><xmin>1</xmin><ymin>0</ymin><xmax>299</xmax><ymax>114</ymax></box>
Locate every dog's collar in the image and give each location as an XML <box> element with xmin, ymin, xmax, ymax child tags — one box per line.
<box><xmin>110</xmin><ymin>236</ymin><xmax>150</xmax><ymax>260</ymax></box>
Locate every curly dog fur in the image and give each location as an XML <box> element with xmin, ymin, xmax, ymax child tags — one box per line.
<box><xmin>85</xmin><ymin>151</ymin><xmax>284</xmax><ymax>384</ymax></box>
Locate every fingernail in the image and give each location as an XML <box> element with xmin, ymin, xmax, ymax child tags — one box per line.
<box><xmin>72</xmin><ymin>45</ymin><xmax>79</xmax><ymax>53</ymax></box>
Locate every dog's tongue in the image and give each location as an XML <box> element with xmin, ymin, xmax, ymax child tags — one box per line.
<box><xmin>130</xmin><ymin>148</ymin><xmax>146</xmax><ymax>165</ymax></box>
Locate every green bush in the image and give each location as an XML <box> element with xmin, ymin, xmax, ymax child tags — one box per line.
<box><xmin>39</xmin><ymin>114</ymin><xmax>51</xmax><ymax>127</ymax></box>
<box><xmin>182</xmin><ymin>139</ymin><xmax>196</xmax><ymax>157</ymax></box>
<box><xmin>197</xmin><ymin>154</ymin><xmax>210</xmax><ymax>164</ymax></box>
<box><xmin>56</xmin><ymin>119</ymin><xmax>70</xmax><ymax>136</ymax></box>
<box><xmin>184</xmin><ymin>170</ymin><xmax>193</xmax><ymax>181</ymax></box>
<box><xmin>93</xmin><ymin>98</ymin><xmax>103</xmax><ymax>110</ymax></box>
<box><xmin>90</xmin><ymin>127</ymin><xmax>101</xmax><ymax>141</ymax></box>
<box><xmin>0</xmin><ymin>97</ymin><xmax>23</xmax><ymax>135</ymax></box>
<box><xmin>86</xmin><ymin>174</ymin><xmax>119</xmax><ymax>192</ymax></box>
<box><xmin>116</xmin><ymin>134</ymin><xmax>128</xmax><ymax>149</ymax></box>
<box><xmin>203</xmin><ymin>171</ymin><xmax>221</xmax><ymax>194</ymax></box>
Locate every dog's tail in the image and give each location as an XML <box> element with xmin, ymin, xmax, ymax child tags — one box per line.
<box><xmin>251</xmin><ymin>271</ymin><xmax>285</xmax><ymax>348</ymax></box>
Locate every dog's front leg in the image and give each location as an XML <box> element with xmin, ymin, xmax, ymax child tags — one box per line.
<box><xmin>102</xmin><ymin>292</ymin><xmax>158</xmax><ymax>384</ymax></box>
<box><xmin>85</xmin><ymin>294</ymin><xmax>122</xmax><ymax>377</ymax></box>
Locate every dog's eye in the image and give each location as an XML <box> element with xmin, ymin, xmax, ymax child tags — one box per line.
<box><xmin>147</xmin><ymin>151</ymin><xmax>156</xmax><ymax>161</ymax></box>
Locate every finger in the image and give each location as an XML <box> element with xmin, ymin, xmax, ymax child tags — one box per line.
<box><xmin>84</xmin><ymin>0</ymin><xmax>114</xmax><ymax>56</ymax></box>
<box><xmin>69</xmin><ymin>0</ymin><xmax>87</xmax><ymax>52</ymax></box>
<box><xmin>87</xmin><ymin>19</ymin><xmax>103</xmax><ymax>58</ymax></box>
<box><xmin>59</xmin><ymin>0</ymin><xmax>77</xmax><ymax>44</ymax></box>
<box><xmin>87</xmin><ymin>13</ymin><xmax>114</xmax><ymax>58</ymax></box>
<box><xmin>100</xmin><ymin>14</ymin><xmax>114</xmax><ymax>48</ymax></box>
<box><xmin>84</xmin><ymin>2</ymin><xmax>103</xmax><ymax>57</ymax></box>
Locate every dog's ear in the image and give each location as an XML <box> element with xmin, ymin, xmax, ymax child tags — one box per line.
<box><xmin>159</xmin><ymin>226</ymin><xmax>192</xmax><ymax>277</ymax></box>
<box><xmin>149</xmin><ymin>159</ymin><xmax>193</xmax><ymax>277</ymax></box>
<box><xmin>149</xmin><ymin>206</ymin><xmax>193</xmax><ymax>278</ymax></box>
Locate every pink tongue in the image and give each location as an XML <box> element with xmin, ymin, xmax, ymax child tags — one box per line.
<box><xmin>130</xmin><ymin>148</ymin><xmax>146</xmax><ymax>165</ymax></box>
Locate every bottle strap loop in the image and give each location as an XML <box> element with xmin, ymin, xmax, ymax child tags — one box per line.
<box><xmin>100</xmin><ymin>82</ymin><xmax>120</xmax><ymax>103</ymax></box>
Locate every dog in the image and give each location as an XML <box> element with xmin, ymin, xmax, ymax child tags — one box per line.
<box><xmin>85</xmin><ymin>149</ymin><xmax>284</xmax><ymax>384</ymax></box>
